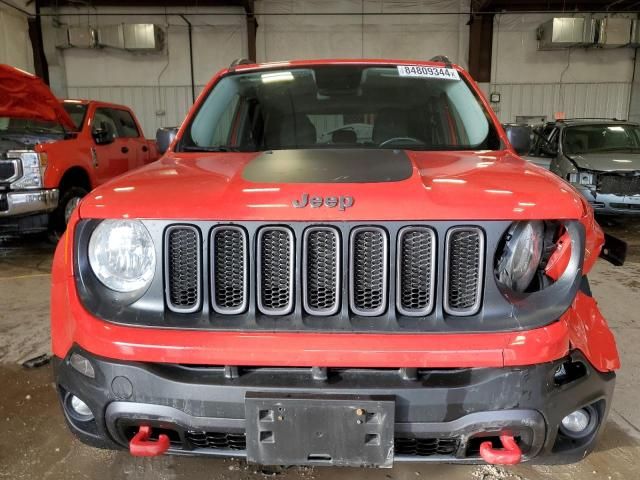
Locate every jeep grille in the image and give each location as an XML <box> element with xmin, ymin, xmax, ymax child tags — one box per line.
<box><xmin>163</xmin><ymin>223</ymin><xmax>486</xmax><ymax>320</ymax></box>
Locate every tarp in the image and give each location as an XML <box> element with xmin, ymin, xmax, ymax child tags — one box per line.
<box><xmin>0</xmin><ymin>64</ymin><xmax>76</xmax><ymax>131</ymax></box>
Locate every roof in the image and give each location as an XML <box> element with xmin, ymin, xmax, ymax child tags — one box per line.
<box><xmin>553</xmin><ymin>118</ymin><xmax>638</xmax><ymax>127</ymax></box>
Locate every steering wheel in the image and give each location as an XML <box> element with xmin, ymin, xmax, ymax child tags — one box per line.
<box><xmin>378</xmin><ymin>137</ymin><xmax>425</xmax><ymax>148</ymax></box>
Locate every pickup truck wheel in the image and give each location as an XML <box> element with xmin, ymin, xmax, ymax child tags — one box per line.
<box><xmin>51</xmin><ymin>187</ymin><xmax>88</xmax><ymax>234</ymax></box>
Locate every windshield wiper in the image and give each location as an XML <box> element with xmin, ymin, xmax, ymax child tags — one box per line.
<box><xmin>180</xmin><ymin>145</ymin><xmax>241</xmax><ymax>152</ymax></box>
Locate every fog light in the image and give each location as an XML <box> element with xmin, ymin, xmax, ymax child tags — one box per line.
<box><xmin>561</xmin><ymin>409</ymin><xmax>589</xmax><ymax>433</ymax></box>
<box><xmin>68</xmin><ymin>394</ymin><xmax>94</xmax><ymax>421</ymax></box>
<box><xmin>559</xmin><ymin>406</ymin><xmax>597</xmax><ymax>439</ymax></box>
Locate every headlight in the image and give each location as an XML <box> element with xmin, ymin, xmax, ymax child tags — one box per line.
<box><xmin>496</xmin><ymin>221</ymin><xmax>544</xmax><ymax>293</ymax></box>
<box><xmin>567</xmin><ymin>171</ymin><xmax>595</xmax><ymax>186</ymax></box>
<box><xmin>88</xmin><ymin>220</ymin><xmax>156</xmax><ymax>293</ymax></box>
<box><xmin>8</xmin><ymin>151</ymin><xmax>47</xmax><ymax>189</ymax></box>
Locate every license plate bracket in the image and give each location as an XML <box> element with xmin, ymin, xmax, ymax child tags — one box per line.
<box><xmin>245</xmin><ymin>393</ymin><xmax>395</xmax><ymax>467</ymax></box>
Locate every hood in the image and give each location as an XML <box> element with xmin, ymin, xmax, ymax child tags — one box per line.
<box><xmin>79</xmin><ymin>149</ymin><xmax>585</xmax><ymax>221</ymax></box>
<box><xmin>0</xmin><ymin>136</ymin><xmax>28</xmax><ymax>156</ymax></box>
<box><xmin>567</xmin><ymin>152</ymin><xmax>640</xmax><ymax>172</ymax></box>
<box><xmin>0</xmin><ymin>64</ymin><xmax>76</xmax><ymax>131</ymax></box>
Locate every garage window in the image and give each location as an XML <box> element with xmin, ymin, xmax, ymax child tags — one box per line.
<box><xmin>179</xmin><ymin>66</ymin><xmax>500</xmax><ymax>152</ymax></box>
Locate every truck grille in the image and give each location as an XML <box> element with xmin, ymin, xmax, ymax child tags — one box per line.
<box><xmin>163</xmin><ymin>223</ymin><xmax>487</xmax><ymax>321</ymax></box>
<box><xmin>165</xmin><ymin>226</ymin><xmax>201</xmax><ymax>313</ymax></box>
<box><xmin>598</xmin><ymin>174</ymin><xmax>640</xmax><ymax>196</ymax></box>
<box><xmin>0</xmin><ymin>161</ymin><xmax>16</xmax><ymax>182</ymax></box>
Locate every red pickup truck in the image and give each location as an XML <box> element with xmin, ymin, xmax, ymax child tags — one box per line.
<box><xmin>0</xmin><ymin>65</ymin><xmax>158</xmax><ymax>234</ymax></box>
<box><xmin>51</xmin><ymin>58</ymin><xmax>622</xmax><ymax>467</ymax></box>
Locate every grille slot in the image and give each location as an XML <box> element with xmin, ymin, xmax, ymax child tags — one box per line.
<box><xmin>598</xmin><ymin>174</ymin><xmax>640</xmax><ymax>196</ymax></box>
<box><xmin>0</xmin><ymin>161</ymin><xmax>17</xmax><ymax>182</ymax></box>
<box><xmin>396</xmin><ymin>227</ymin><xmax>436</xmax><ymax>316</ymax></box>
<box><xmin>186</xmin><ymin>431</ymin><xmax>247</xmax><ymax>451</ymax></box>
<box><xmin>349</xmin><ymin>227</ymin><xmax>388</xmax><ymax>317</ymax></box>
<box><xmin>257</xmin><ymin>226</ymin><xmax>295</xmax><ymax>315</ymax></box>
<box><xmin>303</xmin><ymin>227</ymin><xmax>340</xmax><ymax>316</ymax></box>
<box><xmin>211</xmin><ymin>226</ymin><xmax>248</xmax><ymax>314</ymax></box>
<box><xmin>394</xmin><ymin>437</ymin><xmax>459</xmax><ymax>457</ymax></box>
<box><xmin>444</xmin><ymin>227</ymin><xmax>484</xmax><ymax>316</ymax></box>
<box><xmin>165</xmin><ymin>226</ymin><xmax>201</xmax><ymax>313</ymax></box>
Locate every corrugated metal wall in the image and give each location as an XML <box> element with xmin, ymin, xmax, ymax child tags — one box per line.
<box><xmin>480</xmin><ymin>82</ymin><xmax>631</xmax><ymax>124</ymax></box>
<box><xmin>67</xmin><ymin>85</ymin><xmax>205</xmax><ymax>138</ymax></box>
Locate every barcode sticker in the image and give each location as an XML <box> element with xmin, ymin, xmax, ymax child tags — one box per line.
<box><xmin>397</xmin><ymin>65</ymin><xmax>460</xmax><ymax>80</ymax></box>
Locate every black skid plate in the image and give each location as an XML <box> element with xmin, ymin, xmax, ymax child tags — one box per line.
<box><xmin>245</xmin><ymin>393</ymin><xmax>395</xmax><ymax>467</ymax></box>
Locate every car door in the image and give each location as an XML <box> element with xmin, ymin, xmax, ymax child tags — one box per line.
<box><xmin>91</xmin><ymin>108</ymin><xmax>130</xmax><ymax>184</ymax></box>
<box><xmin>110</xmin><ymin>108</ymin><xmax>150</xmax><ymax>169</ymax></box>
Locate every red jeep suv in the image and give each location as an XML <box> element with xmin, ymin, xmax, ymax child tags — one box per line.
<box><xmin>51</xmin><ymin>58</ymin><xmax>620</xmax><ymax>467</ymax></box>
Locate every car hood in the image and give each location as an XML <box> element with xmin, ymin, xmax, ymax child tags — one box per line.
<box><xmin>79</xmin><ymin>149</ymin><xmax>585</xmax><ymax>221</ymax></box>
<box><xmin>567</xmin><ymin>152</ymin><xmax>640</xmax><ymax>172</ymax></box>
<box><xmin>0</xmin><ymin>64</ymin><xmax>76</xmax><ymax>131</ymax></box>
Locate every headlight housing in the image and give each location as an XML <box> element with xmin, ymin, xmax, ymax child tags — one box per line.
<box><xmin>496</xmin><ymin>221</ymin><xmax>544</xmax><ymax>293</ymax></box>
<box><xmin>8</xmin><ymin>151</ymin><xmax>47</xmax><ymax>189</ymax></box>
<box><xmin>88</xmin><ymin>220</ymin><xmax>156</xmax><ymax>293</ymax></box>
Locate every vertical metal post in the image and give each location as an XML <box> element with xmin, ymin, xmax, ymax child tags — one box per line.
<box><xmin>180</xmin><ymin>15</ymin><xmax>196</xmax><ymax>104</ymax></box>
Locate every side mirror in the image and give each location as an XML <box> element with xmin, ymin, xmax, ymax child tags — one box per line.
<box><xmin>156</xmin><ymin>127</ymin><xmax>178</xmax><ymax>154</ymax></box>
<box><xmin>93</xmin><ymin>127</ymin><xmax>114</xmax><ymax>145</ymax></box>
<box><xmin>503</xmin><ymin>123</ymin><xmax>532</xmax><ymax>155</ymax></box>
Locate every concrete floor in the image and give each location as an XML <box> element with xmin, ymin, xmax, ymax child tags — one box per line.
<box><xmin>1</xmin><ymin>218</ymin><xmax>639</xmax><ymax>480</ymax></box>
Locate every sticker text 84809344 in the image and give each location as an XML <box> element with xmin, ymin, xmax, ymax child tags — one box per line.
<box><xmin>397</xmin><ymin>65</ymin><xmax>460</xmax><ymax>80</ymax></box>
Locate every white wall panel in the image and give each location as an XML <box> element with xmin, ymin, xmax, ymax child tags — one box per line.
<box><xmin>67</xmin><ymin>85</ymin><xmax>205</xmax><ymax>137</ymax></box>
<box><xmin>256</xmin><ymin>0</ymin><xmax>470</xmax><ymax>68</ymax></box>
<box><xmin>0</xmin><ymin>3</ymin><xmax>34</xmax><ymax>71</ymax></box>
<box><xmin>488</xmin><ymin>83</ymin><xmax>631</xmax><ymax>123</ymax></box>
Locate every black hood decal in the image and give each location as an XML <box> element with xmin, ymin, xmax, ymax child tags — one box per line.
<box><xmin>243</xmin><ymin>148</ymin><xmax>413</xmax><ymax>183</ymax></box>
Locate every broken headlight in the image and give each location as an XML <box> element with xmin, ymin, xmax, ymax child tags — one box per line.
<box><xmin>495</xmin><ymin>221</ymin><xmax>544</xmax><ymax>293</ymax></box>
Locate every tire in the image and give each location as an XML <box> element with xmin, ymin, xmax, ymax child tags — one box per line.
<box><xmin>50</xmin><ymin>186</ymin><xmax>88</xmax><ymax>236</ymax></box>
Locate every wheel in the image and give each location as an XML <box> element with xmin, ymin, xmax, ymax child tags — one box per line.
<box><xmin>51</xmin><ymin>186</ymin><xmax>88</xmax><ymax>236</ymax></box>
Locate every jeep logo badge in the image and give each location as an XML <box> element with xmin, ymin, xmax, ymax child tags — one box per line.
<box><xmin>292</xmin><ymin>193</ymin><xmax>354</xmax><ymax>211</ymax></box>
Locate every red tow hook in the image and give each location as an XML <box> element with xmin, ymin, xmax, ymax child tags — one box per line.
<box><xmin>479</xmin><ymin>435</ymin><xmax>522</xmax><ymax>465</ymax></box>
<box><xmin>129</xmin><ymin>425</ymin><xmax>170</xmax><ymax>457</ymax></box>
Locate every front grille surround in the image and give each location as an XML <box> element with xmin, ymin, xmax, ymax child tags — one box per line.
<box><xmin>210</xmin><ymin>226</ymin><xmax>248</xmax><ymax>315</ymax></box>
<box><xmin>443</xmin><ymin>227</ymin><xmax>485</xmax><ymax>316</ymax></box>
<box><xmin>76</xmin><ymin>219</ymin><xmax>585</xmax><ymax>333</ymax></box>
<box><xmin>164</xmin><ymin>225</ymin><xmax>202</xmax><ymax>313</ymax></box>
<box><xmin>302</xmin><ymin>226</ymin><xmax>341</xmax><ymax>316</ymax></box>
<box><xmin>256</xmin><ymin>226</ymin><xmax>295</xmax><ymax>316</ymax></box>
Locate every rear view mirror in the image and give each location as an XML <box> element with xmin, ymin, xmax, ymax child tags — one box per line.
<box><xmin>156</xmin><ymin>127</ymin><xmax>178</xmax><ymax>154</ymax></box>
<box><xmin>503</xmin><ymin>123</ymin><xmax>532</xmax><ymax>155</ymax></box>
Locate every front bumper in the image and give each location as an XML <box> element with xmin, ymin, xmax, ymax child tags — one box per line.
<box><xmin>0</xmin><ymin>189</ymin><xmax>58</xmax><ymax>217</ymax></box>
<box><xmin>54</xmin><ymin>347</ymin><xmax>615</xmax><ymax>465</ymax></box>
<box><xmin>576</xmin><ymin>187</ymin><xmax>640</xmax><ymax>215</ymax></box>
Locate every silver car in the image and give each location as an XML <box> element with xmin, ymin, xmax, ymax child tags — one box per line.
<box><xmin>526</xmin><ymin>119</ymin><xmax>640</xmax><ymax>215</ymax></box>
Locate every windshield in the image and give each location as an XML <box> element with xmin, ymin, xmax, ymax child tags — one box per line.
<box><xmin>564</xmin><ymin>124</ymin><xmax>640</xmax><ymax>155</ymax></box>
<box><xmin>62</xmin><ymin>102</ymin><xmax>88</xmax><ymax>130</ymax></box>
<box><xmin>178</xmin><ymin>66</ymin><xmax>499</xmax><ymax>152</ymax></box>
<box><xmin>0</xmin><ymin>117</ymin><xmax>64</xmax><ymax>135</ymax></box>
